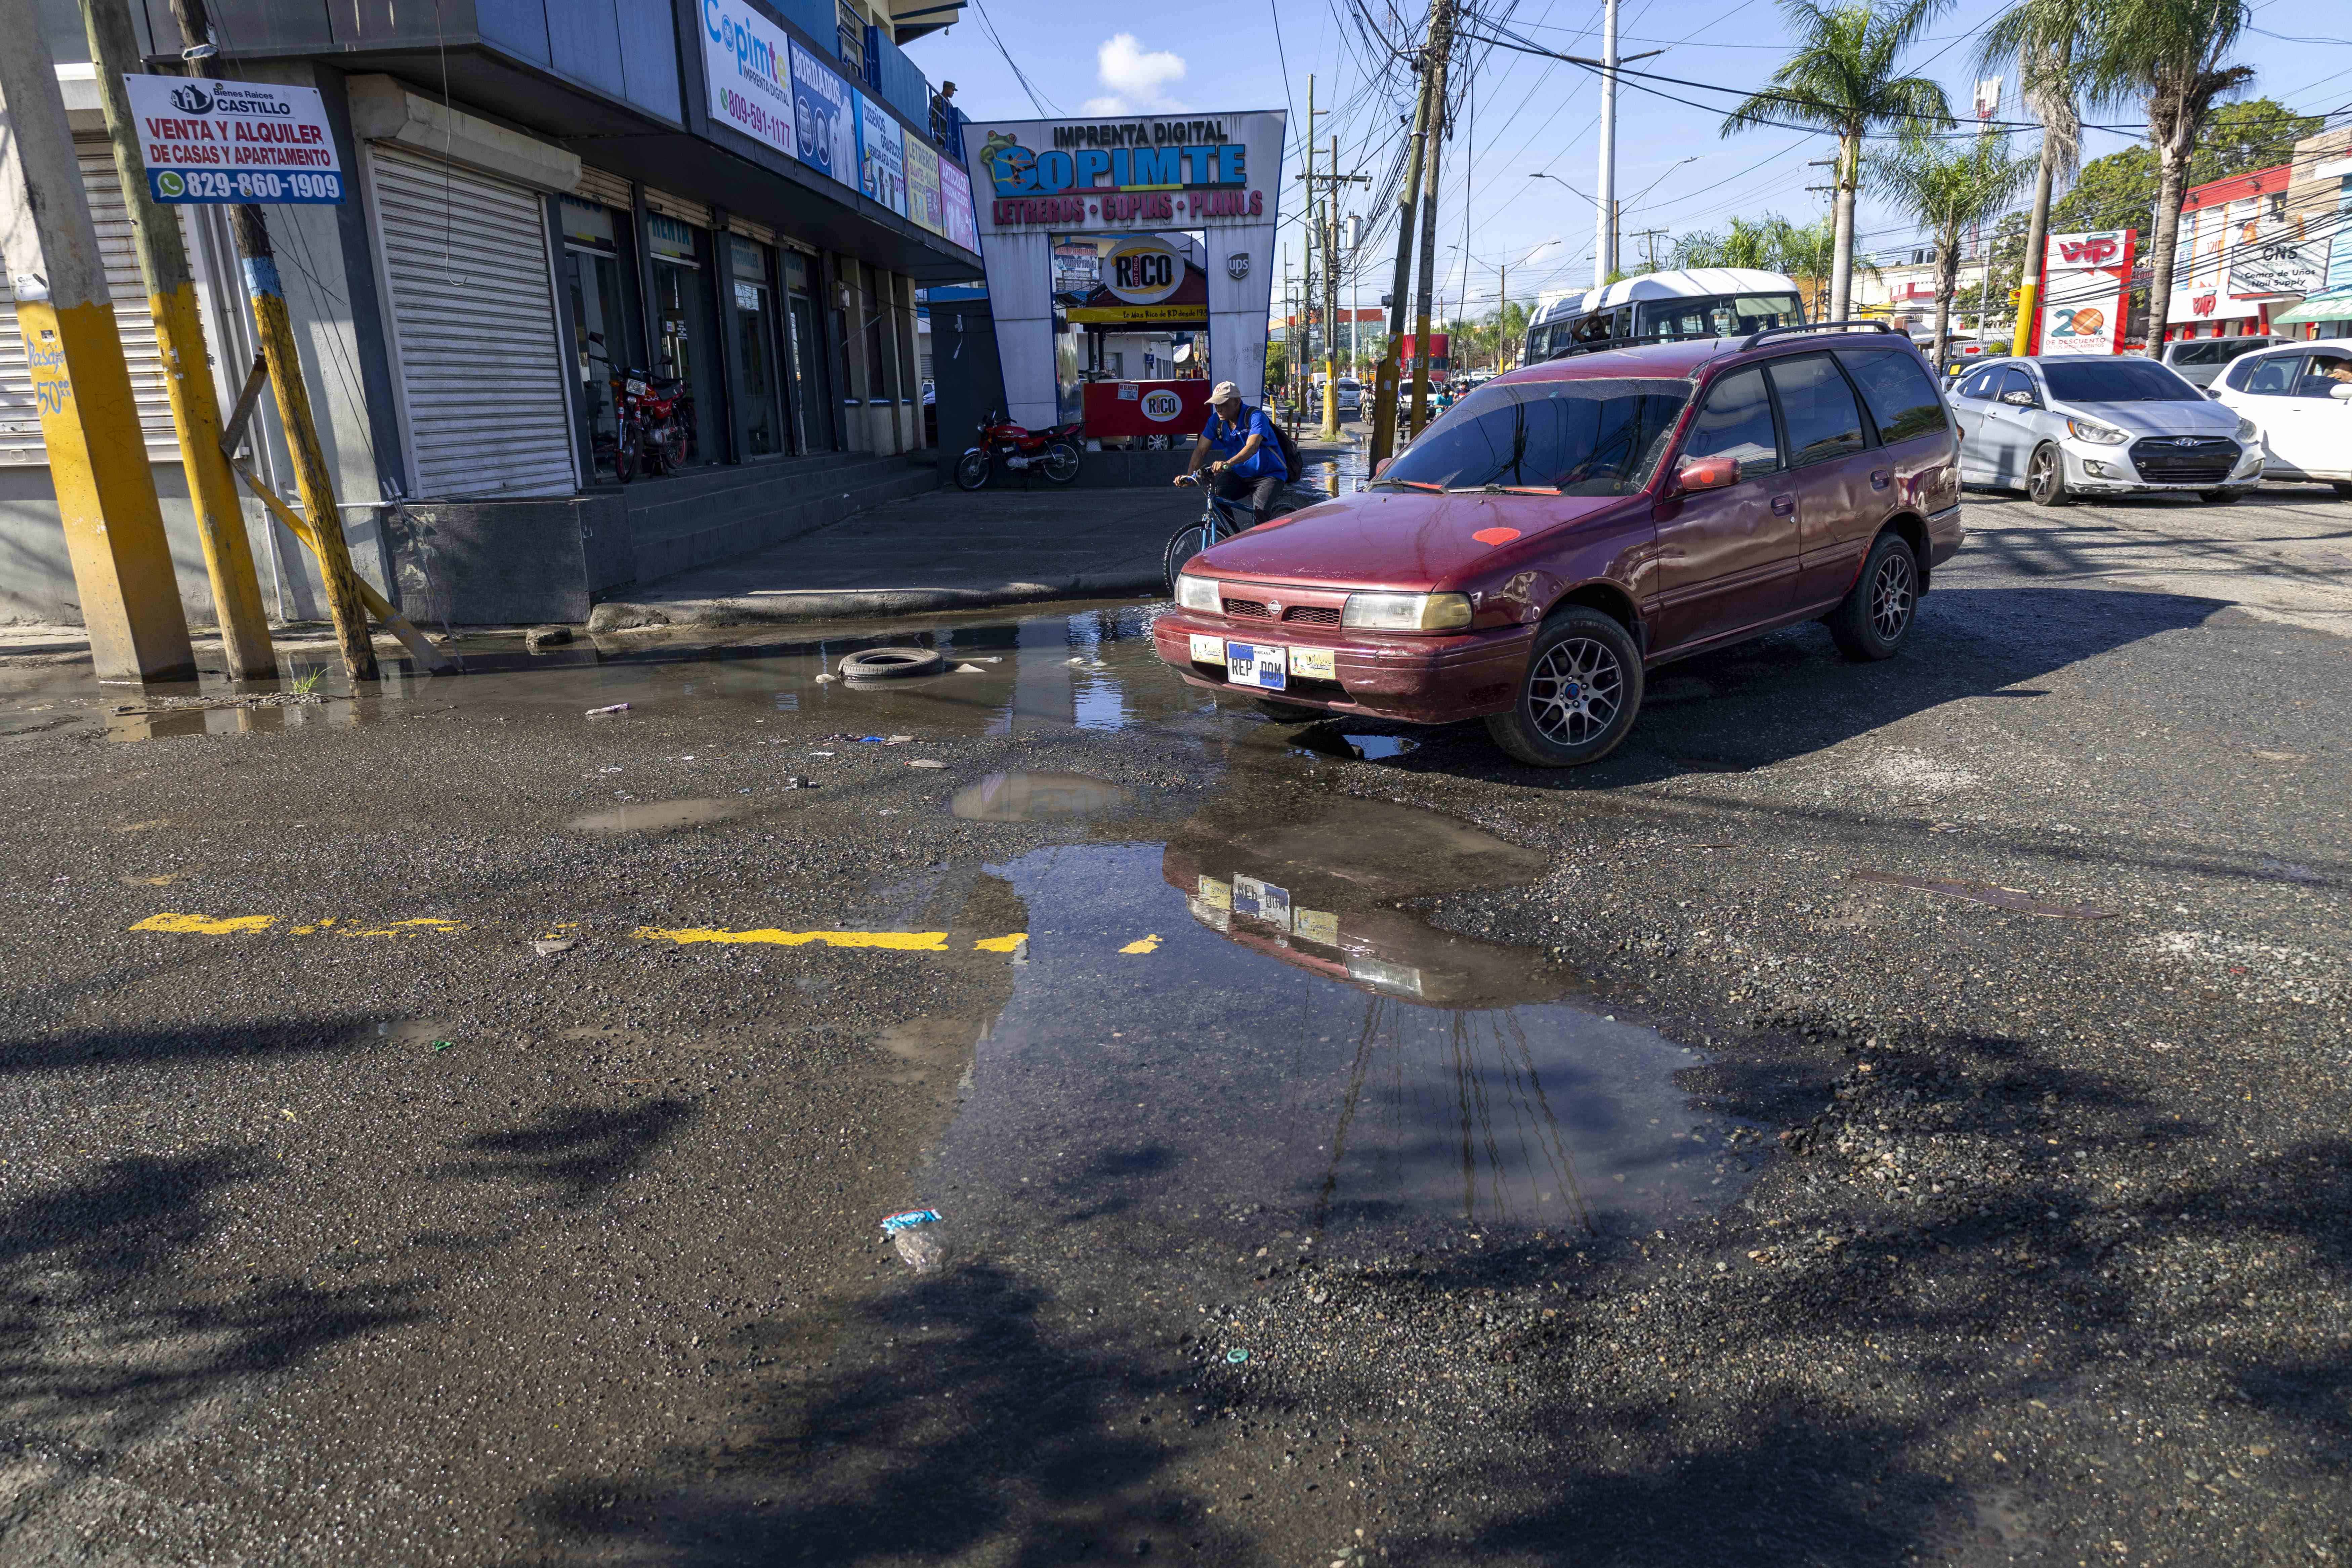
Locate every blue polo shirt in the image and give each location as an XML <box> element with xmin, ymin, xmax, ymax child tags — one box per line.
<box><xmin>1202</xmin><ymin>407</ymin><xmax>1288</xmax><ymax>481</ymax></box>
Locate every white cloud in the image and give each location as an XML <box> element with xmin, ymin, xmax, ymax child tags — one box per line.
<box><xmin>1085</xmin><ymin>33</ymin><xmax>1186</xmax><ymax>115</ymax></box>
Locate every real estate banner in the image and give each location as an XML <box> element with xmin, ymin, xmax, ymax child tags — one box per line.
<box><xmin>125</xmin><ymin>75</ymin><xmax>344</xmax><ymax>204</ymax></box>
<box><xmin>904</xmin><ymin>138</ymin><xmax>944</xmax><ymax>235</ymax></box>
<box><xmin>856</xmin><ymin>92</ymin><xmax>908</xmax><ymax>217</ymax></box>
<box><xmin>939</xmin><ymin>156</ymin><xmax>979</xmax><ymax>252</ymax></box>
<box><xmin>787</xmin><ymin>39</ymin><xmax>856</xmax><ymax>189</ymax></box>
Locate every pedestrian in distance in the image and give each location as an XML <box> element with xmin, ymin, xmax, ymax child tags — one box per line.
<box><xmin>1177</xmin><ymin>380</ymin><xmax>1291</xmax><ymax>518</ymax></box>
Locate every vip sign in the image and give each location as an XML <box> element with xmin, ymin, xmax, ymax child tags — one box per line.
<box><xmin>2039</xmin><ymin>229</ymin><xmax>2134</xmax><ymax>356</ymax></box>
<box><xmin>1104</xmin><ymin>239</ymin><xmax>1183</xmax><ymax>305</ymax></box>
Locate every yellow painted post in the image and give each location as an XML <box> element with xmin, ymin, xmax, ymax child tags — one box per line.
<box><xmin>0</xmin><ymin>1</ymin><xmax>195</xmax><ymax>683</ymax></box>
<box><xmin>78</xmin><ymin>0</ymin><xmax>276</xmax><ymax>679</ymax></box>
<box><xmin>232</xmin><ymin>209</ymin><xmax>377</xmax><ymax>682</ymax></box>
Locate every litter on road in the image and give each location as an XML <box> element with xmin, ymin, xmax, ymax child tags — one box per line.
<box><xmin>585</xmin><ymin>703</ymin><xmax>630</xmax><ymax>718</ymax></box>
<box><xmin>1849</xmin><ymin>870</ymin><xmax>2115</xmax><ymax>919</ymax></box>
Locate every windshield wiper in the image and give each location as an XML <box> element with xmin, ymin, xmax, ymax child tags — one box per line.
<box><xmin>1369</xmin><ymin>477</ymin><xmax>1443</xmax><ymax>491</ymax></box>
<box><xmin>1476</xmin><ymin>483</ymin><xmax>1558</xmax><ymax>495</ymax></box>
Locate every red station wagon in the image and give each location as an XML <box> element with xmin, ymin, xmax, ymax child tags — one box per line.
<box><xmin>1153</xmin><ymin>323</ymin><xmax>1963</xmax><ymax>765</ymax></box>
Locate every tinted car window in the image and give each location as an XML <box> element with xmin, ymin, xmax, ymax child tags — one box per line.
<box><xmin>1379</xmin><ymin>377</ymin><xmax>1690</xmax><ymax>495</ymax></box>
<box><xmin>1767</xmin><ymin>354</ymin><xmax>1868</xmax><ymax>466</ymax></box>
<box><xmin>2241</xmin><ymin>354</ymin><xmax>2302</xmax><ymax>395</ymax></box>
<box><xmin>1958</xmin><ymin>366</ymin><xmax>2000</xmax><ymax>400</ymax></box>
<box><xmin>1681</xmin><ymin>368</ymin><xmax>1779</xmax><ymax>473</ymax></box>
<box><xmin>2295</xmin><ymin>349</ymin><xmax>2352</xmax><ymax>399</ymax></box>
<box><xmin>2041</xmin><ymin>358</ymin><xmax>2202</xmax><ymax>402</ymax></box>
<box><xmin>1837</xmin><ymin>349</ymin><xmax>1948</xmax><ymax>443</ymax></box>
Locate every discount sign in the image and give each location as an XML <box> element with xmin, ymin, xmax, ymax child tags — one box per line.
<box><xmin>124</xmin><ymin>75</ymin><xmax>345</xmax><ymax>204</ymax></box>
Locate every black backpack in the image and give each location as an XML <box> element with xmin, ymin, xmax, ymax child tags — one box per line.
<box><xmin>1243</xmin><ymin>405</ymin><xmax>1306</xmax><ymax>482</ymax></box>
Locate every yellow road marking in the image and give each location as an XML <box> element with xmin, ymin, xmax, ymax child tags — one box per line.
<box><xmin>635</xmin><ymin>927</ymin><xmax>947</xmax><ymax>950</ymax></box>
<box><xmin>342</xmin><ymin>918</ymin><xmax>468</xmax><ymax>938</ymax></box>
<box><xmin>131</xmin><ymin>912</ymin><xmax>275</xmax><ymax>935</ymax></box>
<box><xmin>971</xmin><ymin>933</ymin><xmax>1028</xmax><ymax>952</ymax></box>
<box><xmin>1121</xmin><ymin>934</ymin><xmax>1162</xmax><ymax>954</ymax></box>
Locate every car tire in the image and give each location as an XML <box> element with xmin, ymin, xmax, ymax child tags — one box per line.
<box><xmin>836</xmin><ymin>646</ymin><xmax>946</xmax><ymax>680</ymax></box>
<box><xmin>1482</xmin><ymin>607</ymin><xmax>1644</xmax><ymax>768</ymax></box>
<box><xmin>1827</xmin><ymin>530</ymin><xmax>1922</xmax><ymax>662</ymax></box>
<box><xmin>2026</xmin><ymin>443</ymin><xmax>2071</xmax><ymax>507</ymax></box>
<box><xmin>2198</xmin><ymin>489</ymin><xmax>2239</xmax><ymax>504</ymax></box>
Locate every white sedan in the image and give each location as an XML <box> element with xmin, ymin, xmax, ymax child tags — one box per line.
<box><xmin>2208</xmin><ymin>341</ymin><xmax>2352</xmax><ymax>498</ymax></box>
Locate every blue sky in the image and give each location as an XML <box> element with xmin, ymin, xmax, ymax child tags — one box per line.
<box><xmin>905</xmin><ymin>0</ymin><xmax>2352</xmax><ymax>313</ymax></box>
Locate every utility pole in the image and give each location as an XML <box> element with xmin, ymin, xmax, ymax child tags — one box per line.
<box><xmin>1370</xmin><ymin>2</ymin><xmax>1443</xmax><ymax>469</ymax></box>
<box><xmin>1496</xmin><ymin>258</ymin><xmax>1507</xmax><ymax>371</ymax></box>
<box><xmin>1347</xmin><ymin>214</ymin><xmax>1363</xmax><ymax>381</ymax></box>
<box><xmin>1595</xmin><ymin>0</ymin><xmax>1619</xmax><ymax>286</ymax></box>
<box><xmin>168</xmin><ymin>0</ymin><xmax>377</xmax><ymax>683</ymax></box>
<box><xmin>0</xmin><ymin>0</ymin><xmax>195</xmax><ymax>683</ymax></box>
<box><xmin>1408</xmin><ymin>5</ymin><xmax>1453</xmax><ymax>441</ymax></box>
<box><xmin>79</xmin><ymin>0</ymin><xmax>275</xmax><ymax>678</ymax></box>
<box><xmin>1298</xmin><ymin>133</ymin><xmax>1368</xmax><ymax>440</ymax></box>
<box><xmin>1633</xmin><ymin>227</ymin><xmax>1669</xmax><ymax>273</ymax></box>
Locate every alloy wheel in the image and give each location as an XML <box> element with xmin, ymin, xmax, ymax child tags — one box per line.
<box><xmin>2028</xmin><ymin>448</ymin><xmax>2054</xmax><ymax>502</ymax></box>
<box><xmin>1525</xmin><ymin>636</ymin><xmax>1624</xmax><ymax>747</ymax></box>
<box><xmin>1871</xmin><ymin>549</ymin><xmax>1916</xmax><ymax>641</ymax></box>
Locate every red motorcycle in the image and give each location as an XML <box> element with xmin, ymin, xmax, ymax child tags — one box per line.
<box><xmin>610</xmin><ymin>366</ymin><xmax>694</xmax><ymax>482</ymax></box>
<box><xmin>955</xmin><ymin>410</ymin><xmax>1083</xmax><ymax>490</ymax></box>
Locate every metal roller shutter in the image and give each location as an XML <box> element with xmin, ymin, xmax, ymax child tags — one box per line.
<box><xmin>0</xmin><ymin>142</ymin><xmax>184</xmax><ymax>467</ymax></box>
<box><xmin>369</xmin><ymin>143</ymin><xmax>576</xmax><ymax>498</ymax></box>
<box><xmin>573</xmin><ymin>166</ymin><xmax>634</xmax><ymax>210</ymax></box>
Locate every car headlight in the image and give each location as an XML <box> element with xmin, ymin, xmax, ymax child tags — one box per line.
<box><xmin>2066</xmin><ymin>417</ymin><xmax>2129</xmax><ymax>446</ymax></box>
<box><xmin>1341</xmin><ymin>591</ymin><xmax>1474</xmax><ymax>631</ymax></box>
<box><xmin>2234</xmin><ymin>416</ymin><xmax>2260</xmax><ymax>442</ymax></box>
<box><xmin>1174</xmin><ymin>574</ymin><xmax>1221</xmax><ymax>613</ymax></box>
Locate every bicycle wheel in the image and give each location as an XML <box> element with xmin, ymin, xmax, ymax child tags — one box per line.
<box><xmin>1163</xmin><ymin>520</ymin><xmax>1224</xmax><ymax>595</ymax></box>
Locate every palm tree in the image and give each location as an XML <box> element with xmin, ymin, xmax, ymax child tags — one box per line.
<box><xmin>1868</xmin><ymin>132</ymin><xmax>2037</xmax><ymax>367</ymax></box>
<box><xmin>2071</xmin><ymin>0</ymin><xmax>2255</xmax><ymax>354</ymax></box>
<box><xmin>1723</xmin><ymin>0</ymin><xmax>1954</xmax><ymax>320</ymax></box>
<box><xmin>1981</xmin><ymin>0</ymin><xmax>2087</xmax><ymax>356</ymax></box>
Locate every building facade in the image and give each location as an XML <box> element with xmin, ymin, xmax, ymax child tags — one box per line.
<box><xmin>4</xmin><ymin>0</ymin><xmax>984</xmax><ymax>628</ymax></box>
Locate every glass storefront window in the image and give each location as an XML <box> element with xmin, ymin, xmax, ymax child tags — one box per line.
<box><xmin>648</xmin><ymin>214</ymin><xmax>717</xmax><ymax>466</ymax></box>
<box><xmin>782</xmin><ymin>250</ymin><xmax>828</xmax><ymax>452</ymax></box>
<box><xmin>560</xmin><ymin>197</ymin><xmax>635</xmax><ymax>480</ymax></box>
<box><xmin>731</xmin><ymin>236</ymin><xmax>785</xmax><ymax>458</ymax></box>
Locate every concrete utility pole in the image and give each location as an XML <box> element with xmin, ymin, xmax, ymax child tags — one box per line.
<box><xmin>1298</xmin><ymin>132</ymin><xmax>1368</xmax><ymax>440</ymax></box>
<box><xmin>1408</xmin><ymin>7</ymin><xmax>1453</xmax><ymax>440</ymax></box>
<box><xmin>0</xmin><ymin>0</ymin><xmax>195</xmax><ymax>683</ymax></box>
<box><xmin>79</xmin><ymin>0</ymin><xmax>275</xmax><ymax>678</ymax></box>
<box><xmin>1347</xmin><ymin>213</ymin><xmax>1362</xmax><ymax>380</ymax></box>
<box><xmin>1595</xmin><ymin>0</ymin><xmax>1618</xmax><ymax>288</ymax></box>
<box><xmin>1370</xmin><ymin>0</ymin><xmax>1445</xmax><ymax>469</ymax></box>
<box><xmin>167</xmin><ymin>0</ymin><xmax>377</xmax><ymax>683</ymax></box>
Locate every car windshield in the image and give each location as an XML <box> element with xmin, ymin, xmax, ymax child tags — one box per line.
<box><xmin>2041</xmin><ymin>358</ymin><xmax>2203</xmax><ymax>402</ymax></box>
<box><xmin>1378</xmin><ymin>377</ymin><xmax>1690</xmax><ymax>495</ymax></box>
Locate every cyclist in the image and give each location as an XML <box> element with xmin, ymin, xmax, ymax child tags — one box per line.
<box><xmin>1175</xmin><ymin>380</ymin><xmax>1289</xmax><ymax>519</ymax></box>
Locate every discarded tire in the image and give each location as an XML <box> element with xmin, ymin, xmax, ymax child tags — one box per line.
<box><xmin>836</xmin><ymin>646</ymin><xmax>946</xmax><ymax>681</ymax></box>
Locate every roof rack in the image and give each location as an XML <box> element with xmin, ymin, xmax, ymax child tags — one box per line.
<box><xmin>1736</xmin><ymin>319</ymin><xmax>1896</xmax><ymax>352</ymax></box>
<box><xmin>1534</xmin><ymin>330</ymin><xmax>1735</xmax><ymax>365</ymax></box>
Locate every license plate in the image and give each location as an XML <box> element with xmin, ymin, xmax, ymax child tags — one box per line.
<box><xmin>1227</xmin><ymin>641</ymin><xmax>1287</xmax><ymax>690</ymax></box>
<box><xmin>1188</xmin><ymin>633</ymin><xmax>1226</xmax><ymax>665</ymax></box>
<box><xmin>1291</xmin><ymin>646</ymin><xmax>1336</xmax><ymax>680</ymax></box>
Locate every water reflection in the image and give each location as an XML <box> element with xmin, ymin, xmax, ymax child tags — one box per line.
<box><xmin>924</xmin><ymin>824</ymin><xmax>1743</xmax><ymax>1251</ymax></box>
<box><xmin>950</xmin><ymin>772</ymin><xmax>1136</xmax><ymax>822</ymax></box>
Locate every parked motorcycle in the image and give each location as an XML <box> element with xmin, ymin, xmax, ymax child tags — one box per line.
<box><xmin>585</xmin><ymin>334</ymin><xmax>694</xmax><ymax>483</ymax></box>
<box><xmin>955</xmin><ymin>410</ymin><xmax>1083</xmax><ymax>491</ymax></box>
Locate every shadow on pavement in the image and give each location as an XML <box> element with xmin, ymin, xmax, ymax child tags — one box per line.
<box><xmin>439</xmin><ymin>1099</ymin><xmax>699</xmax><ymax>1205</ymax></box>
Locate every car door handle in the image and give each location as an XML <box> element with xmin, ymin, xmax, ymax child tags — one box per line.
<box><xmin>1771</xmin><ymin>495</ymin><xmax>1795</xmax><ymax>517</ymax></box>
<box><xmin>1871</xmin><ymin>469</ymin><xmax>1891</xmax><ymax>490</ymax></box>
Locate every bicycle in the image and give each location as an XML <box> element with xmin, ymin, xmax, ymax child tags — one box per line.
<box><xmin>1162</xmin><ymin>471</ymin><xmax>1263</xmax><ymax>593</ymax></box>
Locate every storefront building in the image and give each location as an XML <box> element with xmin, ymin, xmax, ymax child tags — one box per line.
<box><xmin>4</xmin><ymin>0</ymin><xmax>984</xmax><ymax>627</ymax></box>
<box><xmin>2273</xmin><ymin>125</ymin><xmax>2352</xmax><ymax>341</ymax></box>
<box><xmin>959</xmin><ymin>112</ymin><xmax>1283</xmax><ymax>436</ymax></box>
<box><xmin>2162</xmin><ymin>156</ymin><xmax>2336</xmax><ymax>343</ymax></box>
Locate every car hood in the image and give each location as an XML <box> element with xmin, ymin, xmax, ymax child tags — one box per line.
<box><xmin>1193</xmin><ymin>488</ymin><xmax>1629</xmax><ymax>590</ymax></box>
<box><xmin>2056</xmin><ymin>398</ymin><xmax>2241</xmax><ymax>437</ymax></box>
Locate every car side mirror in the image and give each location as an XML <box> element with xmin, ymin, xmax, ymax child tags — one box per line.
<box><xmin>2208</xmin><ymin>388</ymin><xmax>2224</xmax><ymax>399</ymax></box>
<box><xmin>1372</xmin><ymin>457</ymin><xmax>1393</xmax><ymax>477</ymax></box>
<box><xmin>1674</xmin><ymin>455</ymin><xmax>1738</xmax><ymax>493</ymax></box>
<box><xmin>2000</xmin><ymin>389</ymin><xmax>2036</xmax><ymax>407</ymax></box>
<box><xmin>2333</xmin><ymin>383</ymin><xmax>2352</xmax><ymax>401</ymax></box>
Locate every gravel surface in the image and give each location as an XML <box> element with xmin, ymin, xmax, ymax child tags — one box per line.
<box><xmin>0</xmin><ymin>486</ymin><xmax>2345</xmax><ymax>1566</ymax></box>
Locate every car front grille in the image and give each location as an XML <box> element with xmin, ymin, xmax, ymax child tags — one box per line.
<box><xmin>2129</xmin><ymin>437</ymin><xmax>2238</xmax><ymax>483</ymax></box>
<box><xmin>1222</xmin><ymin>598</ymin><xmax>1343</xmax><ymax>625</ymax></box>
<box><xmin>1282</xmin><ymin>605</ymin><xmax>1342</xmax><ymax>626</ymax></box>
<box><xmin>1222</xmin><ymin>598</ymin><xmax>1271</xmax><ymax>619</ymax></box>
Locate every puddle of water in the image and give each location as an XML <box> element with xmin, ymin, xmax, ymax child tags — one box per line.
<box><xmin>1289</xmin><ymin>727</ymin><xmax>1419</xmax><ymax>762</ymax></box>
<box><xmin>566</xmin><ymin>799</ymin><xmax>748</xmax><ymax>834</ymax></box>
<box><xmin>0</xmin><ymin>604</ymin><xmax>1222</xmax><ymax>746</ymax></box>
<box><xmin>950</xmin><ymin>772</ymin><xmax>1136</xmax><ymax>822</ymax></box>
<box><xmin>920</xmin><ymin>802</ymin><xmax>1746</xmax><ymax>1253</ymax></box>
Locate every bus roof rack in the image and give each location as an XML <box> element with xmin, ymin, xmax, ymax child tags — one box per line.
<box><xmin>1737</xmin><ymin>319</ymin><xmax>1896</xmax><ymax>352</ymax></box>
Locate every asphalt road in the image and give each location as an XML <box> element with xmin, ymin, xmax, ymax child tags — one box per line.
<box><xmin>0</xmin><ymin>482</ymin><xmax>2346</xmax><ymax>1566</ymax></box>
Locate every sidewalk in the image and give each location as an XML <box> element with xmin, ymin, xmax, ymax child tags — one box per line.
<box><xmin>588</xmin><ymin>441</ymin><xmax>1357</xmax><ymax>631</ymax></box>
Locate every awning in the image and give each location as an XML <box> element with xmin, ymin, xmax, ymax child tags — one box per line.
<box><xmin>2272</xmin><ymin>290</ymin><xmax>2352</xmax><ymax>326</ymax></box>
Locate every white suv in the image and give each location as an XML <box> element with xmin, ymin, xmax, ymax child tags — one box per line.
<box><xmin>2207</xmin><ymin>342</ymin><xmax>2352</xmax><ymax>498</ymax></box>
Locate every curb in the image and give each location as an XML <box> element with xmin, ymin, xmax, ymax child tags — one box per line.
<box><xmin>588</xmin><ymin>570</ymin><xmax>1167</xmax><ymax>631</ymax></box>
